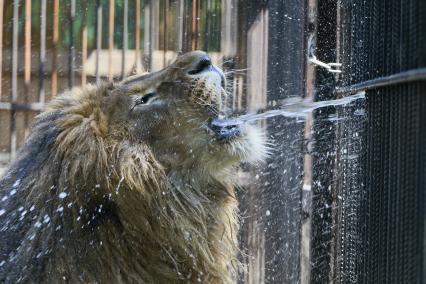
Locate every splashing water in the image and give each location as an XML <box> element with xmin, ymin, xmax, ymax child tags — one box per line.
<box><xmin>213</xmin><ymin>91</ymin><xmax>366</xmax><ymax>127</ymax></box>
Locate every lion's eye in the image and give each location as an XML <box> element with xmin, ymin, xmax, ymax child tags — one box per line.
<box><xmin>135</xmin><ymin>92</ymin><xmax>158</xmax><ymax>105</ymax></box>
<box><xmin>188</xmin><ymin>58</ymin><xmax>212</xmax><ymax>75</ymax></box>
<box><xmin>131</xmin><ymin>92</ymin><xmax>158</xmax><ymax>111</ymax></box>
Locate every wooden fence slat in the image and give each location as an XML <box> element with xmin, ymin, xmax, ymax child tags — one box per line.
<box><xmin>163</xmin><ymin>0</ymin><xmax>167</xmax><ymax>67</ymax></box>
<box><xmin>108</xmin><ymin>0</ymin><xmax>115</xmax><ymax>82</ymax></box>
<box><xmin>11</xmin><ymin>0</ymin><xmax>19</xmax><ymax>103</ymax></box>
<box><xmin>96</xmin><ymin>0</ymin><xmax>102</xmax><ymax>84</ymax></box>
<box><xmin>10</xmin><ymin>0</ymin><xmax>20</xmax><ymax>161</ymax></box>
<box><xmin>68</xmin><ymin>0</ymin><xmax>76</xmax><ymax>88</ymax></box>
<box><xmin>24</xmin><ymin>0</ymin><xmax>31</xmax><ymax>95</ymax></box>
<box><xmin>39</xmin><ymin>0</ymin><xmax>46</xmax><ymax>104</ymax></box>
<box><xmin>144</xmin><ymin>0</ymin><xmax>154</xmax><ymax>72</ymax></box>
<box><xmin>81</xmin><ymin>1</ymin><xmax>88</xmax><ymax>86</ymax></box>
<box><xmin>24</xmin><ymin>0</ymin><xmax>31</xmax><ymax>136</ymax></box>
<box><xmin>204</xmin><ymin>0</ymin><xmax>210</xmax><ymax>51</ymax></box>
<box><xmin>52</xmin><ymin>0</ymin><xmax>59</xmax><ymax>96</ymax></box>
<box><xmin>121</xmin><ymin>0</ymin><xmax>128</xmax><ymax>78</ymax></box>
<box><xmin>134</xmin><ymin>0</ymin><xmax>140</xmax><ymax>72</ymax></box>
<box><xmin>177</xmin><ymin>0</ymin><xmax>184</xmax><ymax>53</ymax></box>
<box><xmin>191</xmin><ymin>0</ymin><xmax>199</xmax><ymax>50</ymax></box>
<box><xmin>0</xmin><ymin>0</ymin><xmax>4</xmax><ymax>100</ymax></box>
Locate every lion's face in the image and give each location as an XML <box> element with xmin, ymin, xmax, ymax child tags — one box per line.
<box><xmin>106</xmin><ymin>51</ymin><xmax>267</xmax><ymax>171</ymax></box>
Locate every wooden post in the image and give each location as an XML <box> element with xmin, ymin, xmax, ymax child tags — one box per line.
<box><xmin>95</xmin><ymin>0</ymin><xmax>102</xmax><ymax>84</ymax></box>
<box><xmin>121</xmin><ymin>0</ymin><xmax>128</xmax><ymax>78</ymax></box>
<box><xmin>176</xmin><ymin>0</ymin><xmax>184</xmax><ymax>53</ymax></box>
<box><xmin>10</xmin><ymin>0</ymin><xmax>19</xmax><ymax>161</ymax></box>
<box><xmin>51</xmin><ymin>0</ymin><xmax>59</xmax><ymax>96</ymax></box>
<box><xmin>108</xmin><ymin>0</ymin><xmax>115</xmax><ymax>81</ymax></box>
<box><xmin>81</xmin><ymin>1</ymin><xmax>88</xmax><ymax>86</ymax></box>
<box><xmin>39</xmin><ymin>0</ymin><xmax>46</xmax><ymax>104</ymax></box>
<box><xmin>68</xmin><ymin>0</ymin><xmax>76</xmax><ymax>88</ymax></box>
<box><xmin>134</xmin><ymin>0</ymin><xmax>141</xmax><ymax>73</ymax></box>
<box><xmin>0</xmin><ymin>0</ymin><xmax>4</xmax><ymax>99</ymax></box>
<box><xmin>143</xmin><ymin>0</ymin><xmax>151</xmax><ymax>71</ymax></box>
<box><xmin>191</xmin><ymin>0</ymin><xmax>200</xmax><ymax>51</ymax></box>
<box><xmin>24</xmin><ymin>0</ymin><xmax>31</xmax><ymax>136</ymax></box>
<box><xmin>162</xmin><ymin>0</ymin><xmax>167</xmax><ymax>67</ymax></box>
<box><xmin>24</xmin><ymin>0</ymin><xmax>31</xmax><ymax>95</ymax></box>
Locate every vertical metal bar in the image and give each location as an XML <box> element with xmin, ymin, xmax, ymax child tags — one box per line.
<box><xmin>39</xmin><ymin>0</ymin><xmax>46</xmax><ymax>104</ymax></box>
<box><xmin>10</xmin><ymin>0</ymin><xmax>19</xmax><ymax>161</ymax></box>
<box><xmin>81</xmin><ymin>1</ymin><xmax>88</xmax><ymax>86</ymax></box>
<box><xmin>134</xmin><ymin>0</ymin><xmax>141</xmax><ymax>72</ymax></box>
<box><xmin>51</xmin><ymin>0</ymin><xmax>59</xmax><ymax>96</ymax></box>
<box><xmin>95</xmin><ymin>0</ymin><xmax>102</xmax><ymax>84</ymax></box>
<box><xmin>68</xmin><ymin>0</ymin><xmax>76</xmax><ymax>88</ymax></box>
<box><xmin>121</xmin><ymin>0</ymin><xmax>128</xmax><ymax>78</ymax></box>
<box><xmin>108</xmin><ymin>0</ymin><xmax>115</xmax><ymax>81</ymax></box>
<box><xmin>0</xmin><ymin>0</ymin><xmax>4</xmax><ymax>99</ymax></box>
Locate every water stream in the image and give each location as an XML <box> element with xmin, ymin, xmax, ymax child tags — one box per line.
<box><xmin>214</xmin><ymin>91</ymin><xmax>366</xmax><ymax>127</ymax></box>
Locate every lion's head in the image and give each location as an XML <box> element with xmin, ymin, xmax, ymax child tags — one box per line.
<box><xmin>96</xmin><ymin>51</ymin><xmax>267</xmax><ymax>174</ymax></box>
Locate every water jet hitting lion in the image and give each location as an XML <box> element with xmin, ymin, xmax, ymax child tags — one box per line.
<box><xmin>0</xmin><ymin>51</ymin><xmax>268</xmax><ymax>283</ymax></box>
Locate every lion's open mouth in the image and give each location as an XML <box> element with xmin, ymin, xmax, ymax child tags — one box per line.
<box><xmin>209</xmin><ymin>117</ymin><xmax>243</xmax><ymax>141</ymax></box>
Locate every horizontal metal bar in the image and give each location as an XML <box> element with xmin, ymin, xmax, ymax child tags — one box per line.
<box><xmin>0</xmin><ymin>102</ymin><xmax>44</xmax><ymax>111</ymax></box>
<box><xmin>335</xmin><ymin>68</ymin><xmax>426</xmax><ymax>95</ymax></box>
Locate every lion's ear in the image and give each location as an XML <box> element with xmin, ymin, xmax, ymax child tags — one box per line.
<box><xmin>89</xmin><ymin>107</ymin><xmax>108</xmax><ymax>137</ymax></box>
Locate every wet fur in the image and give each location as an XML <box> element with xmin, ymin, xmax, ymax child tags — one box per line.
<box><xmin>0</xmin><ymin>52</ymin><xmax>267</xmax><ymax>283</ymax></box>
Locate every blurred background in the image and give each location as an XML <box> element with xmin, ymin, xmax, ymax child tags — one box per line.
<box><xmin>0</xmin><ymin>0</ymin><xmax>425</xmax><ymax>283</ymax></box>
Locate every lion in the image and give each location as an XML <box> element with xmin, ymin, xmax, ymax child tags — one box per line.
<box><xmin>0</xmin><ymin>51</ymin><xmax>267</xmax><ymax>283</ymax></box>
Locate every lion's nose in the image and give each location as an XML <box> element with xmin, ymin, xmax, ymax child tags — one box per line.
<box><xmin>188</xmin><ymin>56</ymin><xmax>212</xmax><ymax>75</ymax></box>
<box><xmin>210</xmin><ymin>118</ymin><xmax>242</xmax><ymax>141</ymax></box>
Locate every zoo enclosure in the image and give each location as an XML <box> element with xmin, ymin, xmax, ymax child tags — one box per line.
<box><xmin>0</xmin><ymin>0</ymin><xmax>225</xmax><ymax>166</ymax></box>
<box><xmin>0</xmin><ymin>1</ymin><xmax>425</xmax><ymax>284</ymax></box>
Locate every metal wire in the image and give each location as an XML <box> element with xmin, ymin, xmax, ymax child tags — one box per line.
<box><xmin>313</xmin><ymin>1</ymin><xmax>426</xmax><ymax>283</ymax></box>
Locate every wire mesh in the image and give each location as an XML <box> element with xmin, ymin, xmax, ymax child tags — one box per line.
<box><xmin>312</xmin><ymin>0</ymin><xmax>426</xmax><ymax>283</ymax></box>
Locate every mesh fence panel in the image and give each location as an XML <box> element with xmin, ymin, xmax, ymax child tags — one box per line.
<box><xmin>312</xmin><ymin>0</ymin><xmax>426</xmax><ymax>283</ymax></box>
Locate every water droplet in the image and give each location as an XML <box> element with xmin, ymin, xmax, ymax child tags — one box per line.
<box><xmin>58</xmin><ymin>192</ymin><xmax>68</xmax><ymax>199</ymax></box>
<box><xmin>12</xmin><ymin>179</ymin><xmax>21</xmax><ymax>188</ymax></box>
